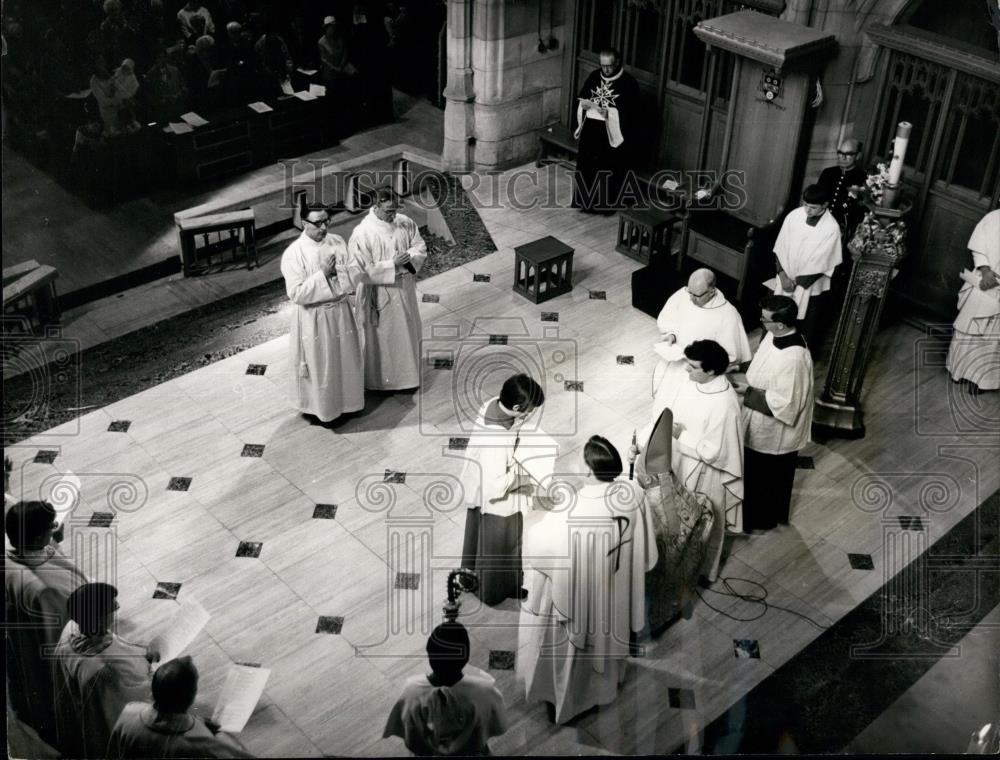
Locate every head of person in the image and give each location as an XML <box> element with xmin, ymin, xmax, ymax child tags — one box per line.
<box><xmin>801</xmin><ymin>184</ymin><xmax>829</xmax><ymax>220</ymax></box>
<box><xmin>683</xmin><ymin>339</ymin><xmax>730</xmax><ymax>384</ymax></box>
<box><xmin>426</xmin><ymin>622</ymin><xmax>469</xmax><ymax>683</ymax></box>
<box><xmin>498</xmin><ymin>374</ymin><xmax>545</xmax><ymax>419</ymax></box>
<box><xmin>152</xmin><ymin>656</ymin><xmax>199</xmax><ymax>714</ymax></box>
<box><xmin>322</xmin><ymin>16</ymin><xmax>337</xmax><ymax>38</ymax></box>
<box><xmin>103</xmin><ymin>0</ymin><xmax>122</xmax><ymax>19</ymax></box>
<box><xmin>686</xmin><ymin>268</ymin><xmax>717</xmax><ymax>308</ymax></box>
<box><xmin>372</xmin><ymin>187</ymin><xmax>399</xmax><ymax>224</ymax></box>
<box><xmin>194</xmin><ymin>34</ymin><xmax>215</xmax><ymax>61</ymax></box>
<box><xmin>598</xmin><ymin>47</ymin><xmax>621</xmax><ymax>77</ymax></box>
<box><xmin>837</xmin><ymin>138</ymin><xmax>861</xmax><ymax>171</ymax></box>
<box><xmin>226</xmin><ymin>21</ymin><xmax>242</xmax><ymax>44</ymax></box>
<box><xmin>759</xmin><ymin>294</ymin><xmax>798</xmax><ymax>336</ymax></box>
<box><xmin>301</xmin><ymin>202</ymin><xmax>330</xmax><ymax>241</ymax></box>
<box><xmin>583</xmin><ymin>435</ymin><xmax>623</xmax><ymax>482</ymax></box>
<box><xmin>67</xmin><ymin>582</ymin><xmax>119</xmax><ymax>636</ymax></box>
<box><xmin>5</xmin><ymin>500</ymin><xmax>59</xmax><ymax>553</ymax></box>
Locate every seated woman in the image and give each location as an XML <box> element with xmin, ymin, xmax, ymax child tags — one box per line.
<box><xmin>517</xmin><ymin>436</ymin><xmax>657</xmax><ymax>724</ymax></box>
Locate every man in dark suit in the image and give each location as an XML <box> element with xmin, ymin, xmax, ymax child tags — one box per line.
<box><xmin>816</xmin><ymin>137</ymin><xmax>866</xmax><ymax>240</ymax></box>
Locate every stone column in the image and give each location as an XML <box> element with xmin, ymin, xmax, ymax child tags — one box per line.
<box><xmin>443</xmin><ymin>0</ymin><xmax>476</xmax><ymax>171</ymax></box>
<box><xmin>813</xmin><ymin>202</ymin><xmax>911</xmax><ymax>437</ymax></box>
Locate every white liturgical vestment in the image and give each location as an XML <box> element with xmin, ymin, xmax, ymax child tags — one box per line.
<box><xmin>349</xmin><ymin>209</ymin><xmax>427</xmax><ymax>390</ymax></box>
<box><xmin>280</xmin><ymin>231</ymin><xmax>364</xmax><ymax>422</ymax></box>
<box><xmin>768</xmin><ymin>207</ymin><xmax>842</xmax><ymax>319</ymax></box>
<box><xmin>743</xmin><ymin>332</ymin><xmax>814</xmax><ymax>455</ymax></box>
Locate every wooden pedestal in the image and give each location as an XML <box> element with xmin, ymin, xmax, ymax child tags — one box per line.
<box><xmin>513</xmin><ymin>236</ymin><xmax>574</xmax><ymax>304</ymax></box>
<box><xmin>616</xmin><ymin>208</ymin><xmax>682</xmax><ymax>266</ymax></box>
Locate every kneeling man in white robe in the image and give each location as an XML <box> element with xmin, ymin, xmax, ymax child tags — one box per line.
<box><xmin>349</xmin><ymin>187</ymin><xmax>428</xmax><ymax>391</ymax></box>
<box><xmin>281</xmin><ymin>203</ymin><xmax>365</xmax><ymax>423</ymax></box>
<box><xmin>518</xmin><ymin>436</ymin><xmax>656</xmax><ymax>724</ymax></box>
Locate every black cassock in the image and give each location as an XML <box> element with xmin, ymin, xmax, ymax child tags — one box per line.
<box><xmin>573</xmin><ymin>68</ymin><xmax>639</xmax><ymax>213</ymax></box>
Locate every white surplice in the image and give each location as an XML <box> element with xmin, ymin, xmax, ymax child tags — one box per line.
<box><xmin>108</xmin><ymin>703</ymin><xmax>253</xmax><ymax>759</ymax></box>
<box><xmin>5</xmin><ymin>546</ymin><xmax>89</xmax><ymax>744</ymax></box>
<box><xmin>281</xmin><ymin>231</ymin><xmax>364</xmax><ymax>422</ymax></box>
<box><xmin>767</xmin><ymin>207</ymin><xmax>842</xmax><ymax>319</ymax></box>
<box><xmin>947</xmin><ymin>209</ymin><xmax>1000</xmax><ymax>390</ymax></box>
<box><xmin>517</xmin><ymin>479</ymin><xmax>657</xmax><ymax>723</ymax></box>
<box><xmin>662</xmin><ymin>374</ymin><xmax>744</xmax><ymax>579</ymax></box>
<box><xmin>54</xmin><ymin>622</ymin><xmax>153</xmax><ymax>758</ymax></box>
<box><xmin>743</xmin><ymin>332</ymin><xmax>814</xmax><ymax>455</ymax></box>
<box><xmin>383</xmin><ymin>666</ymin><xmax>508</xmax><ymax>756</ymax></box>
<box><xmin>652</xmin><ymin>288</ymin><xmax>752</xmax><ymax>406</ymax></box>
<box><xmin>349</xmin><ymin>209</ymin><xmax>427</xmax><ymax>390</ymax></box>
<box><xmin>457</xmin><ymin>397</ymin><xmax>531</xmax><ymax>518</ymax></box>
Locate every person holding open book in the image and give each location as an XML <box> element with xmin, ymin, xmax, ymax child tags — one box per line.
<box><xmin>108</xmin><ymin>656</ymin><xmax>253</xmax><ymax>758</ymax></box>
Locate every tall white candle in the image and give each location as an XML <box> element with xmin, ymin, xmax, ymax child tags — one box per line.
<box><xmin>886</xmin><ymin>121</ymin><xmax>912</xmax><ymax>186</ymax></box>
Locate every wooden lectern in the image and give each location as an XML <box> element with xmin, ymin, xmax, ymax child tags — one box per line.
<box><xmin>664</xmin><ymin>12</ymin><xmax>838</xmax><ymax>320</ymax></box>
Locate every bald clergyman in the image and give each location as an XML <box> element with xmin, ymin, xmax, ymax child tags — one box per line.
<box><xmin>652</xmin><ymin>268</ymin><xmax>751</xmax><ymax>415</ymax></box>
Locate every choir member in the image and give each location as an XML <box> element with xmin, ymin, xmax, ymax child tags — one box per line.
<box><xmin>736</xmin><ymin>296</ymin><xmax>814</xmax><ymax>532</ymax></box>
<box><xmin>460</xmin><ymin>374</ymin><xmax>546</xmax><ymax>605</ymax></box>
<box><xmin>518</xmin><ymin>437</ymin><xmax>657</xmax><ymax>723</ymax></box>
<box><xmin>108</xmin><ymin>656</ymin><xmax>253</xmax><ymax>758</ymax></box>
<box><xmin>384</xmin><ymin>622</ymin><xmax>508</xmax><ymax>755</ymax></box>
<box><xmin>769</xmin><ymin>184</ymin><xmax>843</xmax><ymax>352</ymax></box>
<box><xmin>5</xmin><ymin>500</ymin><xmax>89</xmax><ymax>745</ymax></box>
<box><xmin>653</xmin><ymin>268</ymin><xmax>751</xmax><ymax>408</ymax></box>
<box><xmin>349</xmin><ymin>187</ymin><xmax>428</xmax><ymax>391</ymax></box>
<box><xmin>54</xmin><ymin>583</ymin><xmax>160</xmax><ymax>758</ymax></box>
<box><xmin>281</xmin><ymin>202</ymin><xmax>365</xmax><ymax>425</ymax></box>
<box><xmin>946</xmin><ymin>208</ymin><xmax>999</xmax><ymax>393</ymax></box>
<box><xmin>572</xmin><ymin>47</ymin><xmax>638</xmax><ymax>213</ymax></box>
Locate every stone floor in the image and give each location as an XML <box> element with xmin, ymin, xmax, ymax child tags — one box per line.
<box><xmin>5</xmin><ymin>160</ymin><xmax>999</xmax><ymax>756</ymax></box>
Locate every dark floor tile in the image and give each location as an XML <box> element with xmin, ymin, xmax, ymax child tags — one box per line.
<box><xmin>107</xmin><ymin>420</ymin><xmax>132</xmax><ymax>433</ymax></box>
<box><xmin>540</xmin><ymin>312</ymin><xmax>559</xmax><ymax>322</ymax></box>
<box><xmin>898</xmin><ymin>515</ymin><xmax>925</xmax><ymax>531</ymax></box>
<box><xmin>153</xmin><ymin>582</ymin><xmax>182</xmax><ymax>600</ymax></box>
<box><xmin>848</xmin><ymin>552</ymin><xmax>875</xmax><ymax>570</ymax></box>
<box><xmin>245</xmin><ymin>364</ymin><xmax>267</xmax><ymax>376</ymax></box>
<box><xmin>431</xmin><ymin>358</ymin><xmax>454</xmax><ymax>370</ymax></box>
<box><xmin>241</xmin><ymin>443</ymin><xmax>265</xmax><ymax>458</ymax></box>
<box><xmin>88</xmin><ymin>512</ymin><xmax>115</xmax><ymax>528</ymax></box>
<box><xmin>734</xmin><ymin>639</ymin><xmax>760</xmax><ymax>659</ymax></box>
<box><xmin>489</xmin><ymin>335</ymin><xmax>508</xmax><ymax>345</ymax></box>
<box><xmin>395</xmin><ymin>572</ymin><xmax>420</xmax><ymax>590</ymax></box>
<box><xmin>668</xmin><ymin>687</ymin><xmax>697</xmax><ymax>709</ymax></box>
<box><xmin>384</xmin><ymin>470</ymin><xmax>406</xmax><ymax>484</ymax></box>
<box><xmin>236</xmin><ymin>541</ymin><xmax>262</xmax><ymax>558</ymax></box>
<box><xmin>472</xmin><ymin>274</ymin><xmax>491</xmax><ymax>283</ymax></box>
<box><xmin>167</xmin><ymin>477</ymin><xmax>192</xmax><ymax>492</ymax></box>
<box><xmin>796</xmin><ymin>456</ymin><xmax>815</xmax><ymax>469</ymax></box>
<box><xmin>589</xmin><ymin>290</ymin><xmax>607</xmax><ymax>300</ymax></box>
<box><xmin>489</xmin><ymin>650</ymin><xmax>516</xmax><ymax>670</ymax></box>
<box><xmin>34</xmin><ymin>450</ymin><xmax>58</xmax><ymax>464</ymax></box>
<box><xmin>564</xmin><ymin>380</ymin><xmax>584</xmax><ymax>392</ymax></box>
<box><xmin>616</xmin><ymin>355</ymin><xmax>634</xmax><ymax>365</ymax></box>
<box><xmin>422</xmin><ymin>294</ymin><xmax>440</xmax><ymax>303</ymax></box>
<box><xmin>316</xmin><ymin>615</ymin><xmax>344</xmax><ymax>634</ymax></box>
<box><xmin>448</xmin><ymin>437</ymin><xmax>470</xmax><ymax>451</ymax></box>
<box><xmin>313</xmin><ymin>503</ymin><xmax>338</xmax><ymax>519</ymax></box>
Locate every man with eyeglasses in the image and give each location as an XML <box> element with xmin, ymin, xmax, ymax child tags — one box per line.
<box><xmin>767</xmin><ymin>184</ymin><xmax>842</xmax><ymax>353</ymax></box>
<box><xmin>572</xmin><ymin>47</ymin><xmax>639</xmax><ymax>213</ymax></box>
<box><xmin>816</xmin><ymin>138</ymin><xmax>867</xmax><ymax>237</ymax></box>
<box><xmin>280</xmin><ymin>202</ymin><xmax>365</xmax><ymax>425</ymax></box>
<box><xmin>651</xmin><ymin>268</ymin><xmax>751</xmax><ymax>420</ymax></box>
<box><xmin>732</xmin><ymin>295</ymin><xmax>814</xmax><ymax>532</ymax></box>
<box><xmin>348</xmin><ymin>187</ymin><xmax>427</xmax><ymax>391</ymax></box>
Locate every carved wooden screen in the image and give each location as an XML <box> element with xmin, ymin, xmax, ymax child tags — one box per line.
<box><xmin>934</xmin><ymin>71</ymin><xmax>1000</xmax><ymax>201</ymax></box>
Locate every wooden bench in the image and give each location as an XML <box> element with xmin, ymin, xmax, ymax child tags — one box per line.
<box><xmin>177</xmin><ymin>209</ymin><xmax>258</xmax><ymax>276</ymax></box>
<box><xmin>536</xmin><ymin>125</ymin><xmax>579</xmax><ymax>168</ymax></box>
<box><xmin>3</xmin><ymin>262</ymin><xmax>60</xmax><ymax>328</ymax></box>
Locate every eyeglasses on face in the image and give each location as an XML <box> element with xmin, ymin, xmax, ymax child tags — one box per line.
<box><xmin>837</xmin><ymin>150</ymin><xmax>858</xmax><ymax>156</ymax></box>
<box><xmin>304</xmin><ymin>217</ymin><xmax>330</xmax><ymax>227</ymax></box>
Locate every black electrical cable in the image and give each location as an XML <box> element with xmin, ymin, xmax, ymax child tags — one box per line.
<box><xmin>695</xmin><ymin>576</ymin><xmax>831</xmax><ymax>630</ymax></box>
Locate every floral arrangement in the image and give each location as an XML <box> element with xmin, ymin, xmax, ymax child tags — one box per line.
<box><xmin>864</xmin><ymin>161</ymin><xmax>891</xmax><ymax>205</ymax></box>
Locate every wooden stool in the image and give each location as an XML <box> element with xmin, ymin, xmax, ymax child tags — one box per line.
<box><xmin>177</xmin><ymin>209</ymin><xmax>258</xmax><ymax>275</ymax></box>
<box><xmin>513</xmin><ymin>236</ymin><xmax>574</xmax><ymax>304</ymax></box>
<box><xmin>615</xmin><ymin>207</ymin><xmax>681</xmax><ymax>265</ymax></box>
